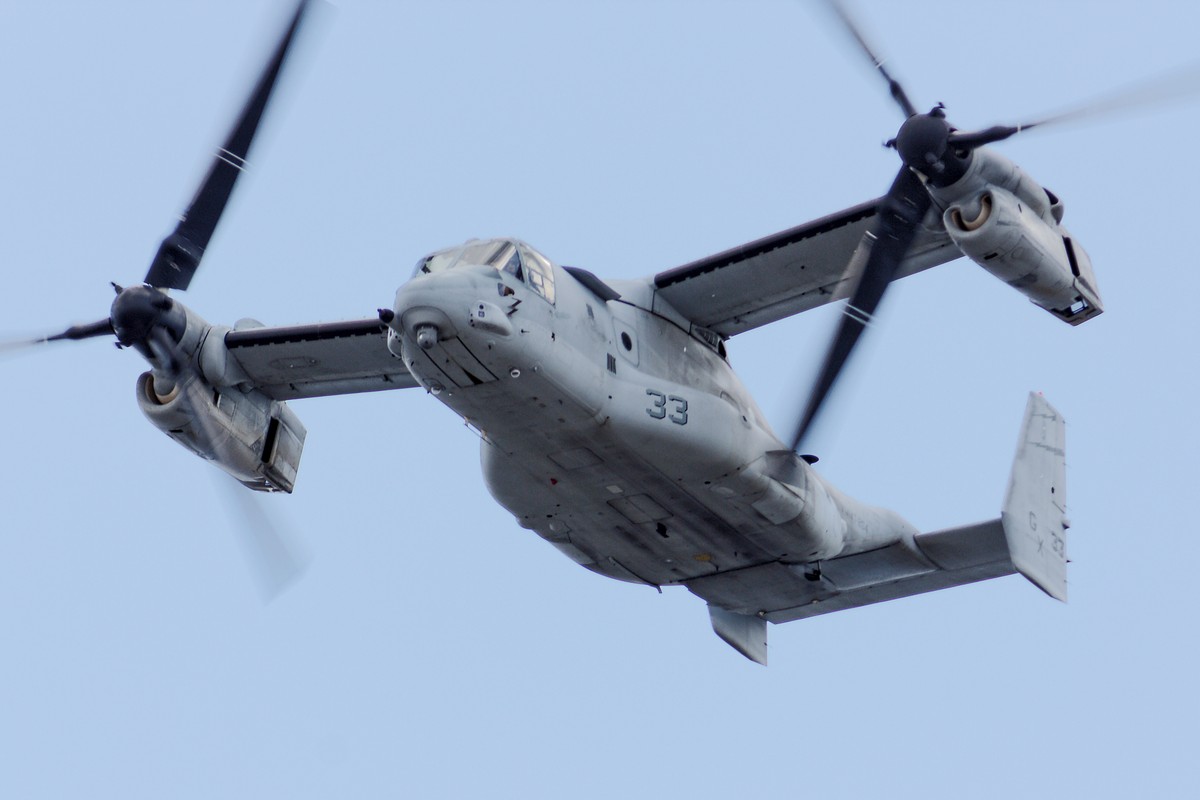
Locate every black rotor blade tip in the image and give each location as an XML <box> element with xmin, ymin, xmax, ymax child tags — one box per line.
<box><xmin>45</xmin><ymin>318</ymin><xmax>116</xmax><ymax>343</ymax></box>
<box><xmin>826</xmin><ymin>0</ymin><xmax>919</xmax><ymax>117</ymax></box>
<box><xmin>143</xmin><ymin>0</ymin><xmax>312</xmax><ymax>291</ymax></box>
<box><xmin>948</xmin><ymin>124</ymin><xmax>1028</xmax><ymax>149</ymax></box>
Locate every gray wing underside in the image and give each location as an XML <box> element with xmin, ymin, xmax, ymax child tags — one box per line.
<box><xmin>688</xmin><ymin>520</ymin><xmax>1017</xmax><ymax>624</ymax></box>
<box><xmin>224</xmin><ymin>319</ymin><xmax>420</xmax><ymax>401</ymax></box>
<box><xmin>652</xmin><ymin>198</ymin><xmax>960</xmax><ymax>337</ymax></box>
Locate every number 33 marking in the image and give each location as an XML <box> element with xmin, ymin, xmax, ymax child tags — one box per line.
<box><xmin>646</xmin><ymin>389</ymin><xmax>688</xmax><ymax>425</ymax></box>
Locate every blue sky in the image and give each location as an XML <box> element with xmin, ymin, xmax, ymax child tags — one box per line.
<box><xmin>2</xmin><ymin>1</ymin><xmax>1198</xmax><ymax>797</ymax></box>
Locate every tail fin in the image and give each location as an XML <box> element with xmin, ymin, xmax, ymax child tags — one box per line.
<box><xmin>1002</xmin><ymin>392</ymin><xmax>1069</xmax><ymax>601</ymax></box>
<box><xmin>700</xmin><ymin>393</ymin><xmax>1068</xmax><ymax>665</ymax></box>
<box><xmin>708</xmin><ymin>606</ymin><xmax>768</xmax><ymax>666</ymax></box>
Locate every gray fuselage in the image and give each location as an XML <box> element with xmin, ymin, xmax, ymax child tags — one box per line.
<box><xmin>387</xmin><ymin>239</ymin><xmax>917</xmax><ymax>613</ymax></box>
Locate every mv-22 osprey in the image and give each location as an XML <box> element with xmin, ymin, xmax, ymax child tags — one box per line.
<box><xmin>27</xmin><ymin>1</ymin><xmax>1108</xmax><ymax>664</ymax></box>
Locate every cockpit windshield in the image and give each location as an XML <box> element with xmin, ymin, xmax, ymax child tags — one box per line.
<box><xmin>418</xmin><ymin>239</ymin><xmax>522</xmax><ymax>277</ymax></box>
<box><xmin>414</xmin><ymin>238</ymin><xmax>556</xmax><ymax>303</ymax></box>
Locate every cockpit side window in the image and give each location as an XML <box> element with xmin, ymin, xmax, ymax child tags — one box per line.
<box><xmin>498</xmin><ymin>246</ymin><xmax>523</xmax><ymax>281</ymax></box>
<box><xmin>417</xmin><ymin>251</ymin><xmax>458</xmax><ymax>275</ymax></box>
<box><xmin>519</xmin><ymin>245</ymin><xmax>555</xmax><ymax>304</ymax></box>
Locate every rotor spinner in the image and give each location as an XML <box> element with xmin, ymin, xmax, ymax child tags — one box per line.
<box><xmin>109</xmin><ymin>285</ymin><xmax>185</xmax><ymax>351</ymax></box>
<box><xmin>893</xmin><ymin>107</ymin><xmax>970</xmax><ymax>187</ymax></box>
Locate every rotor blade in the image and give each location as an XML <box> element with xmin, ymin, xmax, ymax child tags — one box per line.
<box><xmin>824</xmin><ymin>0</ymin><xmax>918</xmax><ymax>118</ymax></box>
<box><xmin>144</xmin><ymin>325</ymin><xmax>184</xmax><ymax>377</ymax></box>
<box><xmin>185</xmin><ymin>375</ymin><xmax>309</xmax><ymax>601</ymax></box>
<box><xmin>947</xmin><ymin>123</ymin><xmax>1034</xmax><ymax>150</ymax></box>
<box><xmin>176</xmin><ymin>362</ymin><xmax>310</xmax><ymax>601</ymax></box>
<box><xmin>43</xmin><ymin>318</ymin><xmax>116</xmax><ymax>342</ymax></box>
<box><xmin>144</xmin><ymin>0</ymin><xmax>311</xmax><ymax>291</ymax></box>
<box><xmin>789</xmin><ymin>167</ymin><xmax>932</xmax><ymax>451</ymax></box>
<box><xmin>145</xmin><ymin>327</ymin><xmax>236</xmax><ymax>469</ymax></box>
<box><xmin>1</xmin><ymin>318</ymin><xmax>115</xmax><ymax>352</ymax></box>
<box><xmin>145</xmin><ymin>327</ymin><xmax>309</xmax><ymax>601</ymax></box>
<box><xmin>219</xmin><ymin>478</ymin><xmax>311</xmax><ymax>602</ymax></box>
<box><xmin>949</xmin><ymin>59</ymin><xmax>1200</xmax><ymax>149</ymax></box>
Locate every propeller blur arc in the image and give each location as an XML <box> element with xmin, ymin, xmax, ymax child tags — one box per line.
<box><xmin>824</xmin><ymin>0</ymin><xmax>919</xmax><ymax>118</ymax></box>
<box><xmin>145</xmin><ymin>326</ymin><xmax>309</xmax><ymax>602</ymax></box>
<box><xmin>143</xmin><ymin>0</ymin><xmax>313</xmax><ymax>291</ymax></box>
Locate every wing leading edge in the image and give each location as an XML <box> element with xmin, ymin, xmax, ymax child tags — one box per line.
<box><xmin>652</xmin><ymin>198</ymin><xmax>959</xmax><ymax>337</ymax></box>
<box><xmin>227</xmin><ymin>197</ymin><xmax>955</xmax><ymax>399</ymax></box>
<box><xmin>224</xmin><ymin>318</ymin><xmax>420</xmax><ymax>401</ymax></box>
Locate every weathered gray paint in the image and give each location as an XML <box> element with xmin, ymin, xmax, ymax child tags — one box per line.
<box><xmin>134</xmin><ymin>198</ymin><xmax>1081</xmax><ymax>662</ymax></box>
<box><xmin>1002</xmin><ymin>393</ymin><xmax>1069</xmax><ymax>601</ymax></box>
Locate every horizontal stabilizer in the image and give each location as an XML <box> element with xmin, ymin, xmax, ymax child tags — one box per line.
<box><xmin>1002</xmin><ymin>392</ymin><xmax>1069</xmax><ymax>600</ymax></box>
<box><xmin>741</xmin><ymin>524</ymin><xmax>1017</xmax><ymax>625</ymax></box>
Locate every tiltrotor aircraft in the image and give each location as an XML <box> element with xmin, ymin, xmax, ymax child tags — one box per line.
<box><xmin>24</xmin><ymin>1</ymin><xmax>1123</xmax><ymax>664</ymax></box>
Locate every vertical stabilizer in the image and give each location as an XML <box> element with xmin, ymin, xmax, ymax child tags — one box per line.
<box><xmin>1002</xmin><ymin>393</ymin><xmax>1069</xmax><ymax>601</ymax></box>
<box><xmin>709</xmin><ymin>606</ymin><xmax>768</xmax><ymax>665</ymax></box>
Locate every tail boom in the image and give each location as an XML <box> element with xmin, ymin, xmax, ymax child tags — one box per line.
<box><xmin>699</xmin><ymin>392</ymin><xmax>1069</xmax><ymax>663</ymax></box>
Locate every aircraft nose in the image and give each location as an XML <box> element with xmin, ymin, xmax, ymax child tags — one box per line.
<box><xmin>391</xmin><ymin>265</ymin><xmax>513</xmax><ymax>346</ymax></box>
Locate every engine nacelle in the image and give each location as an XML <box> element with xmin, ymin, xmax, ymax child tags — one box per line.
<box><xmin>136</xmin><ymin>371</ymin><xmax>307</xmax><ymax>493</ymax></box>
<box><xmin>931</xmin><ymin>150</ymin><xmax>1103</xmax><ymax>325</ymax></box>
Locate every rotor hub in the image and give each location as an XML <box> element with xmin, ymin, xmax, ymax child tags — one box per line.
<box><xmin>109</xmin><ymin>285</ymin><xmax>183</xmax><ymax>346</ymax></box>
<box><xmin>894</xmin><ymin>110</ymin><xmax>970</xmax><ymax>186</ymax></box>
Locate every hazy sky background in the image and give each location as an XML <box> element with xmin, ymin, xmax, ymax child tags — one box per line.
<box><xmin>2</xmin><ymin>1</ymin><xmax>1198</xmax><ymax>797</ymax></box>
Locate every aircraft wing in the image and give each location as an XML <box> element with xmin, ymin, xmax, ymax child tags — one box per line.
<box><xmin>223</xmin><ymin>318</ymin><xmax>420</xmax><ymax>401</ymax></box>
<box><xmin>652</xmin><ymin>198</ymin><xmax>960</xmax><ymax>337</ymax></box>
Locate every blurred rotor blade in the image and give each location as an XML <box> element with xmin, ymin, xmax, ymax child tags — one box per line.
<box><xmin>144</xmin><ymin>329</ymin><xmax>233</xmax><ymax>486</ymax></box>
<box><xmin>946</xmin><ymin>123</ymin><xmax>1035</xmax><ymax>150</ymax></box>
<box><xmin>824</xmin><ymin>0</ymin><xmax>918</xmax><ymax>118</ymax></box>
<box><xmin>0</xmin><ymin>339</ymin><xmax>39</xmax><ymax>355</ymax></box>
<box><xmin>144</xmin><ymin>0</ymin><xmax>312</xmax><ymax>291</ymax></box>
<box><xmin>144</xmin><ymin>325</ymin><xmax>187</xmax><ymax>378</ymax></box>
<box><xmin>949</xmin><ymin>59</ymin><xmax>1200</xmax><ymax>149</ymax></box>
<box><xmin>1</xmin><ymin>318</ymin><xmax>115</xmax><ymax>353</ymax></box>
<box><xmin>44</xmin><ymin>318</ymin><xmax>116</xmax><ymax>342</ymax></box>
<box><xmin>789</xmin><ymin>167</ymin><xmax>931</xmax><ymax>451</ymax></box>
<box><xmin>188</xmin><ymin>367</ymin><xmax>309</xmax><ymax>600</ymax></box>
<box><xmin>145</xmin><ymin>327</ymin><xmax>310</xmax><ymax>601</ymax></box>
<box><xmin>219</xmin><ymin>477</ymin><xmax>311</xmax><ymax>603</ymax></box>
